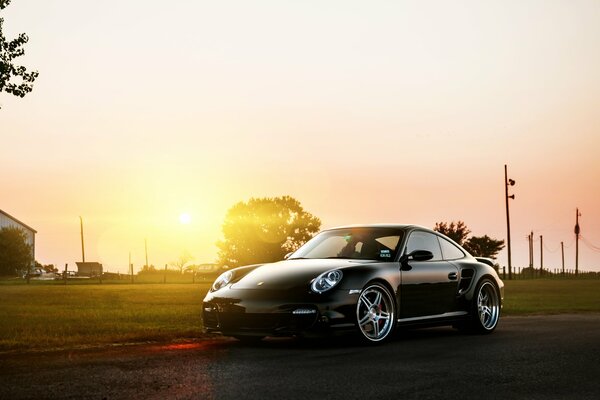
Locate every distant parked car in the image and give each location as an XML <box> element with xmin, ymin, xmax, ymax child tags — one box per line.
<box><xmin>203</xmin><ymin>224</ymin><xmax>504</xmax><ymax>344</ymax></box>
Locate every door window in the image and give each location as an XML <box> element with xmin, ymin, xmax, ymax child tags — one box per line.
<box><xmin>405</xmin><ymin>231</ymin><xmax>443</xmax><ymax>261</ymax></box>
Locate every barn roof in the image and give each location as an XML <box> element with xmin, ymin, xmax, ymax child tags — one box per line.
<box><xmin>0</xmin><ymin>209</ymin><xmax>38</xmax><ymax>234</ymax></box>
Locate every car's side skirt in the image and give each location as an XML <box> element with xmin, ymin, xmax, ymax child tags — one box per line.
<box><xmin>397</xmin><ymin>311</ymin><xmax>468</xmax><ymax>324</ymax></box>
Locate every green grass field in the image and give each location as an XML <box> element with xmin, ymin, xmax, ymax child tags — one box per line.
<box><xmin>0</xmin><ymin>283</ymin><xmax>210</xmax><ymax>351</ymax></box>
<box><xmin>0</xmin><ymin>279</ymin><xmax>599</xmax><ymax>351</ymax></box>
<box><xmin>503</xmin><ymin>279</ymin><xmax>600</xmax><ymax>315</ymax></box>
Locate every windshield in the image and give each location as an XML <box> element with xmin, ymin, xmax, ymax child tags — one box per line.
<box><xmin>290</xmin><ymin>227</ymin><xmax>404</xmax><ymax>261</ymax></box>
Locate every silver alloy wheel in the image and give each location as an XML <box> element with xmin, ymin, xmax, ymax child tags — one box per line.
<box><xmin>356</xmin><ymin>284</ymin><xmax>395</xmax><ymax>342</ymax></box>
<box><xmin>477</xmin><ymin>281</ymin><xmax>500</xmax><ymax>330</ymax></box>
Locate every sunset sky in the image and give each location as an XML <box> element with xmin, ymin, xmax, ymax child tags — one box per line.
<box><xmin>2</xmin><ymin>0</ymin><xmax>599</xmax><ymax>273</ymax></box>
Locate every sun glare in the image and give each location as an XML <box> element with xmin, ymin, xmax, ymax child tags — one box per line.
<box><xmin>179</xmin><ymin>213</ymin><xmax>192</xmax><ymax>225</ymax></box>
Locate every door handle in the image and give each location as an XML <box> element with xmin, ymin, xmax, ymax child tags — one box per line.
<box><xmin>448</xmin><ymin>272</ymin><xmax>458</xmax><ymax>280</ymax></box>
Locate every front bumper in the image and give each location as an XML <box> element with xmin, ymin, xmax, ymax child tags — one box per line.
<box><xmin>202</xmin><ymin>287</ymin><xmax>358</xmax><ymax>337</ymax></box>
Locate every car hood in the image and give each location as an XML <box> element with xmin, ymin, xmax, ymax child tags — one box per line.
<box><xmin>230</xmin><ymin>258</ymin><xmax>374</xmax><ymax>291</ymax></box>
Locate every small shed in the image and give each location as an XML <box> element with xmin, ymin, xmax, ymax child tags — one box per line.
<box><xmin>76</xmin><ymin>262</ymin><xmax>103</xmax><ymax>277</ymax></box>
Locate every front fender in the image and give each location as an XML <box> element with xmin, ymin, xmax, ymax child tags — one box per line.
<box><xmin>337</xmin><ymin>262</ymin><xmax>401</xmax><ymax>293</ymax></box>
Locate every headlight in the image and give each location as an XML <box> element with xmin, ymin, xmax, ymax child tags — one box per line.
<box><xmin>211</xmin><ymin>270</ymin><xmax>233</xmax><ymax>292</ymax></box>
<box><xmin>311</xmin><ymin>269</ymin><xmax>343</xmax><ymax>293</ymax></box>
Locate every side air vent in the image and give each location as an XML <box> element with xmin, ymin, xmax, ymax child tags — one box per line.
<box><xmin>458</xmin><ymin>269</ymin><xmax>475</xmax><ymax>295</ymax></box>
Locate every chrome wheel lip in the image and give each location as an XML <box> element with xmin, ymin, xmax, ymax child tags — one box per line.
<box><xmin>477</xmin><ymin>281</ymin><xmax>500</xmax><ymax>330</ymax></box>
<box><xmin>356</xmin><ymin>284</ymin><xmax>395</xmax><ymax>342</ymax></box>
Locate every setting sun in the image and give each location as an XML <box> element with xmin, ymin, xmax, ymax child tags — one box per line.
<box><xmin>179</xmin><ymin>213</ymin><xmax>192</xmax><ymax>225</ymax></box>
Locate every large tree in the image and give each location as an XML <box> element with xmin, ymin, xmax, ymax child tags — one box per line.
<box><xmin>0</xmin><ymin>226</ymin><xmax>33</xmax><ymax>276</ymax></box>
<box><xmin>217</xmin><ymin>196</ymin><xmax>321</xmax><ymax>267</ymax></box>
<box><xmin>0</xmin><ymin>0</ymin><xmax>39</xmax><ymax>106</ymax></box>
<box><xmin>433</xmin><ymin>221</ymin><xmax>471</xmax><ymax>245</ymax></box>
<box><xmin>463</xmin><ymin>235</ymin><xmax>505</xmax><ymax>260</ymax></box>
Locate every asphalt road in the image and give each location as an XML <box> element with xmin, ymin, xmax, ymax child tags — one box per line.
<box><xmin>1</xmin><ymin>314</ymin><xmax>599</xmax><ymax>400</ymax></box>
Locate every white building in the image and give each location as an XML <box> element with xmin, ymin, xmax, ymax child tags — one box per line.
<box><xmin>0</xmin><ymin>209</ymin><xmax>36</xmax><ymax>263</ymax></box>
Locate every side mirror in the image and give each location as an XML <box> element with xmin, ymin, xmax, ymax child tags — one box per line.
<box><xmin>409</xmin><ymin>250</ymin><xmax>434</xmax><ymax>262</ymax></box>
<box><xmin>400</xmin><ymin>250</ymin><xmax>434</xmax><ymax>268</ymax></box>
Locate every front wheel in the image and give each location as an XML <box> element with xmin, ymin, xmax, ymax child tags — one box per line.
<box><xmin>355</xmin><ymin>283</ymin><xmax>396</xmax><ymax>343</ymax></box>
<box><xmin>466</xmin><ymin>279</ymin><xmax>501</xmax><ymax>334</ymax></box>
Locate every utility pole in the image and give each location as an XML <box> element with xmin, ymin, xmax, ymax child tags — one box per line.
<box><xmin>79</xmin><ymin>216</ymin><xmax>86</xmax><ymax>262</ymax></box>
<box><xmin>561</xmin><ymin>241</ymin><xmax>565</xmax><ymax>275</ymax></box>
<box><xmin>575</xmin><ymin>208</ymin><xmax>581</xmax><ymax>276</ymax></box>
<box><xmin>540</xmin><ymin>235</ymin><xmax>543</xmax><ymax>275</ymax></box>
<box><xmin>529</xmin><ymin>231</ymin><xmax>534</xmax><ymax>277</ymax></box>
<box><xmin>145</xmin><ymin>238</ymin><xmax>149</xmax><ymax>271</ymax></box>
<box><xmin>527</xmin><ymin>232</ymin><xmax>532</xmax><ymax>268</ymax></box>
<box><xmin>504</xmin><ymin>165</ymin><xmax>516</xmax><ymax>280</ymax></box>
<box><xmin>129</xmin><ymin>252</ymin><xmax>133</xmax><ymax>283</ymax></box>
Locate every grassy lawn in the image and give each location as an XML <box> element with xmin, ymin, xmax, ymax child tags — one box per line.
<box><xmin>0</xmin><ymin>279</ymin><xmax>599</xmax><ymax>351</ymax></box>
<box><xmin>0</xmin><ymin>283</ymin><xmax>211</xmax><ymax>351</ymax></box>
<box><xmin>503</xmin><ymin>279</ymin><xmax>600</xmax><ymax>315</ymax></box>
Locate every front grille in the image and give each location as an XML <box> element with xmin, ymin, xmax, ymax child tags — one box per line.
<box><xmin>220</xmin><ymin>313</ymin><xmax>290</xmax><ymax>331</ymax></box>
<box><xmin>203</xmin><ymin>308</ymin><xmax>319</xmax><ymax>334</ymax></box>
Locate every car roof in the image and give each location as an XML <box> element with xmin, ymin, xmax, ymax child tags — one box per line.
<box><xmin>321</xmin><ymin>224</ymin><xmax>474</xmax><ymax>259</ymax></box>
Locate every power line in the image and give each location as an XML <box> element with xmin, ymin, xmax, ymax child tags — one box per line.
<box><xmin>543</xmin><ymin>242</ymin><xmax>560</xmax><ymax>253</ymax></box>
<box><xmin>562</xmin><ymin>237</ymin><xmax>575</xmax><ymax>249</ymax></box>
<box><xmin>581</xmin><ymin>236</ymin><xmax>600</xmax><ymax>253</ymax></box>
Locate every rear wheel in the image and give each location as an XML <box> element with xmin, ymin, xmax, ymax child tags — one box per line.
<box><xmin>464</xmin><ymin>279</ymin><xmax>500</xmax><ymax>334</ymax></box>
<box><xmin>355</xmin><ymin>283</ymin><xmax>396</xmax><ymax>343</ymax></box>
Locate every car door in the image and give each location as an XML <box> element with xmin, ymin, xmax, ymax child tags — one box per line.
<box><xmin>399</xmin><ymin>230</ymin><xmax>459</xmax><ymax>318</ymax></box>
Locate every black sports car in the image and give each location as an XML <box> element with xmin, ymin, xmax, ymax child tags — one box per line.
<box><xmin>203</xmin><ymin>224</ymin><xmax>504</xmax><ymax>344</ymax></box>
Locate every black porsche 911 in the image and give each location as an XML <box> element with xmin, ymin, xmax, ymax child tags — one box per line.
<box><xmin>202</xmin><ymin>224</ymin><xmax>504</xmax><ymax>344</ymax></box>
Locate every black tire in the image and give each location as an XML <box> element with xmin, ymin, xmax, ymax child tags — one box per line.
<box><xmin>355</xmin><ymin>282</ymin><xmax>396</xmax><ymax>344</ymax></box>
<box><xmin>464</xmin><ymin>278</ymin><xmax>501</xmax><ymax>334</ymax></box>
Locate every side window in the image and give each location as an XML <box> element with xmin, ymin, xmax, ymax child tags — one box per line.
<box><xmin>405</xmin><ymin>231</ymin><xmax>442</xmax><ymax>261</ymax></box>
<box><xmin>438</xmin><ymin>236</ymin><xmax>465</xmax><ymax>260</ymax></box>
